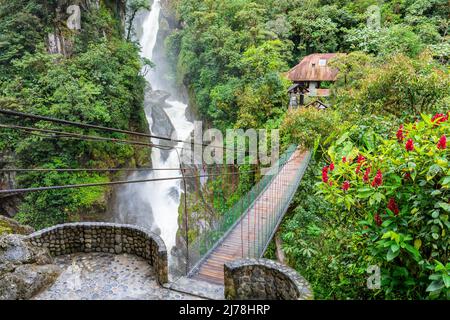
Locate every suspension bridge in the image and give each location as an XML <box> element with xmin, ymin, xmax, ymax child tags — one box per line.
<box><xmin>187</xmin><ymin>147</ymin><xmax>311</xmax><ymax>284</ymax></box>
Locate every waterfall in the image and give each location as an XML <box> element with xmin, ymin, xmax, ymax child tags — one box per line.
<box><xmin>115</xmin><ymin>0</ymin><xmax>194</xmax><ymax>265</ymax></box>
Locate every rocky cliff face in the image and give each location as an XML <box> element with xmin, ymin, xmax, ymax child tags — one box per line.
<box><xmin>0</xmin><ymin>223</ymin><xmax>60</xmax><ymax>300</ymax></box>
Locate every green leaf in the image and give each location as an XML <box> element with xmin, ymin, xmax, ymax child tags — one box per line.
<box><xmin>441</xmin><ymin>176</ymin><xmax>450</xmax><ymax>187</ymax></box>
<box><xmin>373</xmin><ymin>192</ymin><xmax>384</xmax><ymax>203</ymax></box>
<box><xmin>443</xmin><ymin>274</ymin><xmax>450</xmax><ymax>288</ymax></box>
<box><xmin>335</xmin><ymin>132</ymin><xmax>349</xmax><ymax>146</ymax></box>
<box><xmin>357</xmin><ymin>187</ymin><xmax>373</xmax><ymax>199</ymax></box>
<box><xmin>426</xmin><ymin>280</ymin><xmax>444</xmax><ymax>292</ymax></box>
<box><xmin>387</xmin><ymin>248</ymin><xmax>400</xmax><ymax>261</ymax></box>
<box><xmin>427</xmin><ymin>164</ymin><xmax>441</xmax><ymax>181</ymax></box>
<box><xmin>414</xmin><ymin>239</ymin><xmax>422</xmax><ymax>249</ymax></box>
<box><xmin>391</xmin><ymin>243</ymin><xmax>400</xmax><ymax>252</ymax></box>
<box><xmin>437</xmin><ymin>202</ymin><xmax>450</xmax><ymax>212</ymax></box>
<box><xmin>431</xmin><ymin>190</ymin><xmax>442</xmax><ymax>196</ymax></box>
<box><xmin>404</xmin><ymin>243</ymin><xmax>421</xmax><ymax>260</ymax></box>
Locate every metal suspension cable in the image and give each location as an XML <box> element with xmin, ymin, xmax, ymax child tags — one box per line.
<box><xmin>0</xmin><ymin>167</ymin><xmax>181</xmax><ymax>173</ymax></box>
<box><xmin>0</xmin><ymin>162</ymin><xmax>244</xmax><ymax>173</ymax></box>
<box><xmin>0</xmin><ymin>170</ymin><xmax>259</xmax><ymax>195</ymax></box>
<box><xmin>0</xmin><ymin>124</ymin><xmax>194</xmax><ymax>156</ymax></box>
<box><xmin>0</xmin><ymin>108</ymin><xmax>166</xmax><ymax>141</ymax></box>
<box><xmin>0</xmin><ymin>150</ymin><xmax>301</xmax><ymax>174</ymax></box>
<box><xmin>0</xmin><ymin>123</ymin><xmax>267</xmax><ymax>162</ymax></box>
<box><xmin>0</xmin><ymin>152</ymin><xmax>302</xmax><ymax>195</ymax></box>
<box><xmin>0</xmin><ymin>123</ymin><xmax>158</xmax><ymax>148</ymax></box>
<box><xmin>0</xmin><ymin>108</ymin><xmax>262</xmax><ymax>155</ymax></box>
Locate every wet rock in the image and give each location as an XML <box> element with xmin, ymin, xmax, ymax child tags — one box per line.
<box><xmin>1</xmin><ymin>264</ymin><xmax>61</xmax><ymax>300</ymax></box>
<box><xmin>0</xmin><ymin>234</ymin><xmax>60</xmax><ymax>300</ymax></box>
<box><xmin>145</xmin><ymin>87</ymin><xmax>171</xmax><ymax>106</ymax></box>
<box><xmin>167</xmin><ymin>187</ymin><xmax>179</xmax><ymax>202</ymax></box>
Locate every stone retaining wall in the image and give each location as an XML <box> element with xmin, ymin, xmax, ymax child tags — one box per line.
<box><xmin>224</xmin><ymin>258</ymin><xmax>313</xmax><ymax>300</ymax></box>
<box><xmin>25</xmin><ymin>222</ymin><xmax>168</xmax><ymax>284</ymax></box>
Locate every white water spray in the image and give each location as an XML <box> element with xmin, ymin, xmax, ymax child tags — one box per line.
<box><xmin>116</xmin><ymin>0</ymin><xmax>193</xmax><ymax>255</ymax></box>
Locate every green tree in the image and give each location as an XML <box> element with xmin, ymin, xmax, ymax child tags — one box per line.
<box><xmin>126</xmin><ymin>0</ymin><xmax>150</xmax><ymax>40</ymax></box>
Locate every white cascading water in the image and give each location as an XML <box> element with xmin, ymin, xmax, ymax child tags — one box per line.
<box><xmin>117</xmin><ymin>0</ymin><xmax>193</xmax><ymax>255</ymax></box>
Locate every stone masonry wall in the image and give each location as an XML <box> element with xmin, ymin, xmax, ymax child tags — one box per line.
<box><xmin>25</xmin><ymin>222</ymin><xmax>168</xmax><ymax>284</ymax></box>
<box><xmin>224</xmin><ymin>258</ymin><xmax>313</xmax><ymax>300</ymax></box>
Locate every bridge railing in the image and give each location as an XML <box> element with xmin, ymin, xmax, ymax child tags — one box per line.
<box><xmin>249</xmin><ymin>149</ymin><xmax>311</xmax><ymax>258</ymax></box>
<box><xmin>186</xmin><ymin>144</ymin><xmax>301</xmax><ymax>274</ymax></box>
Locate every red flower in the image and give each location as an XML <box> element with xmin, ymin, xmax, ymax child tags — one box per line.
<box><xmin>387</xmin><ymin>198</ymin><xmax>399</xmax><ymax>216</ymax></box>
<box><xmin>329</xmin><ymin>162</ymin><xmax>335</xmax><ymax>171</ymax></box>
<box><xmin>342</xmin><ymin>181</ymin><xmax>350</xmax><ymax>191</ymax></box>
<box><xmin>437</xmin><ymin>135</ymin><xmax>447</xmax><ymax>150</ymax></box>
<box><xmin>329</xmin><ymin>181</ymin><xmax>333</xmax><ymax>186</ymax></box>
<box><xmin>432</xmin><ymin>113</ymin><xmax>448</xmax><ymax>125</ymax></box>
<box><xmin>371</xmin><ymin>170</ymin><xmax>383</xmax><ymax>188</ymax></box>
<box><xmin>355</xmin><ymin>165</ymin><xmax>361</xmax><ymax>174</ymax></box>
<box><xmin>363</xmin><ymin>167</ymin><xmax>371</xmax><ymax>183</ymax></box>
<box><xmin>374</xmin><ymin>213</ymin><xmax>382</xmax><ymax>226</ymax></box>
<box><xmin>322</xmin><ymin>166</ymin><xmax>329</xmax><ymax>183</ymax></box>
<box><xmin>405</xmin><ymin>139</ymin><xmax>414</xmax><ymax>151</ymax></box>
<box><xmin>404</xmin><ymin>172</ymin><xmax>411</xmax><ymax>180</ymax></box>
<box><xmin>342</xmin><ymin>156</ymin><xmax>347</xmax><ymax>163</ymax></box>
<box><xmin>396</xmin><ymin>125</ymin><xmax>404</xmax><ymax>142</ymax></box>
<box><xmin>357</xmin><ymin>154</ymin><xmax>366</xmax><ymax>164</ymax></box>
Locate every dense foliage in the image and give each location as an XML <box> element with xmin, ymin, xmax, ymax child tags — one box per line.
<box><xmin>168</xmin><ymin>0</ymin><xmax>448</xmax><ymax>130</ymax></box>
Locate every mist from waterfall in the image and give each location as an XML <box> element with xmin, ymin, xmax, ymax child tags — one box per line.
<box><xmin>114</xmin><ymin>0</ymin><xmax>194</xmax><ymax>262</ymax></box>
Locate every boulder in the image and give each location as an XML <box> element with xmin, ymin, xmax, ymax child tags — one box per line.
<box><xmin>0</xmin><ymin>234</ymin><xmax>61</xmax><ymax>300</ymax></box>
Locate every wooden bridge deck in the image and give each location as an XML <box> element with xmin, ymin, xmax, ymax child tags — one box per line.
<box><xmin>190</xmin><ymin>149</ymin><xmax>308</xmax><ymax>285</ymax></box>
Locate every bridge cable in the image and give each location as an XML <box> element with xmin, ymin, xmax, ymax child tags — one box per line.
<box><xmin>0</xmin><ymin>108</ymin><xmax>262</xmax><ymax>156</ymax></box>
<box><xmin>0</xmin><ymin>170</ymin><xmax>259</xmax><ymax>195</ymax></box>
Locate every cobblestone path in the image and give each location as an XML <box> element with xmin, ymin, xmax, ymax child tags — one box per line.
<box><xmin>33</xmin><ymin>253</ymin><xmax>201</xmax><ymax>300</ymax></box>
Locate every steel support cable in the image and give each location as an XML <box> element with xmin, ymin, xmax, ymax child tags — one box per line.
<box><xmin>1</xmin><ymin>161</ymin><xmax>255</xmax><ymax>173</ymax></box>
<box><xmin>0</xmin><ymin>170</ymin><xmax>259</xmax><ymax>195</ymax></box>
<box><xmin>0</xmin><ymin>123</ymin><xmax>264</xmax><ymax>161</ymax></box>
<box><xmin>0</xmin><ymin>123</ymin><xmax>157</xmax><ymax>148</ymax></box>
<box><xmin>0</xmin><ymin>131</ymin><xmax>301</xmax><ymax>176</ymax></box>
<box><xmin>0</xmin><ymin>163</ymin><xmax>243</xmax><ymax>173</ymax></box>
<box><xmin>0</xmin><ymin>108</ymin><xmax>169</xmax><ymax>141</ymax></box>
<box><xmin>0</xmin><ymin>123</ymin><xmax>243</xmax><ymax>170</ymax></box>
<box><xmin>1</xmin><ymin>167</ymin><xmax>183</xmax><ymax>173</ymax></box>
<box><xmin>0</xmin><ymin>108</ymin><xmax>262</xmax><ymax>156</ymax></box>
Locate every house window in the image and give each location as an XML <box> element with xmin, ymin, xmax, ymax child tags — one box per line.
<box><xmin>319</xmin><ymin>59</ymin><xmax>327</xmax><ymax>66</ymax></box>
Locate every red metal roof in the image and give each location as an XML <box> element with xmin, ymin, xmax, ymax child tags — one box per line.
<box><xmin>286</xmin><ymin>53</ymin><xmax>340</xmax><ymax>82</ymax></box>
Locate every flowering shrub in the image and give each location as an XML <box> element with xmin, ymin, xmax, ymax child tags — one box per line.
<box><xmin>318</xmin><ymin>113</ymin><xmax>449</xmax><ymax>299</ymax></box>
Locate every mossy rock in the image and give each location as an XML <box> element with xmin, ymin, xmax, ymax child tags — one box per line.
<box><xmin>0</xmin><ymin>216</ymin><xmax>34</xmax><ymax>236</ymax></box>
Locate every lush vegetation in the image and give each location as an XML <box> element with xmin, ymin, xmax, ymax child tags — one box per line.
<box><xmin>168</xmin><ymin>0</ymin><xmax>448</xmax><ymax>129</ymax></box>
<box><xmin>166</xmin><ymin>0</ymin><xmax>449</xmax><ymax>299</ymax></box>
<box><xmin>0</xmin><ymin>0</ymin><xmax>448</xmax><ymax>300</ymax></box>
<box><xmin>0</xmin><ymin>0</ymin><xmax>149</xmax><ymax>228</ymax></box>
